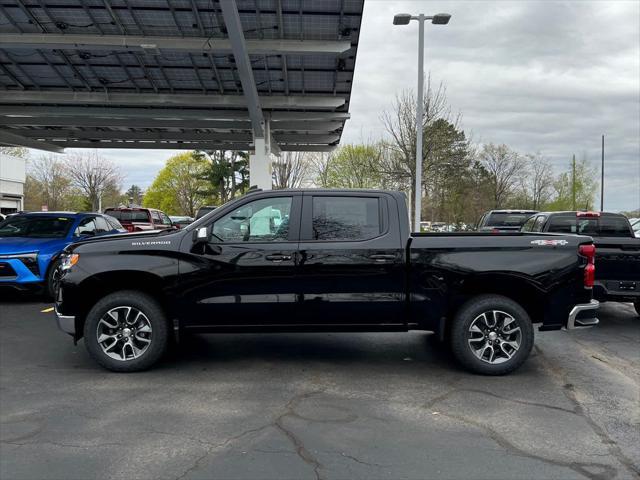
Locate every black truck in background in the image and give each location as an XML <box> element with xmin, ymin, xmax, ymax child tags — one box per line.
<box><xmin>522</xmin><ymin>211</ymin><xmax>640</xmax><ymax>314</ymax></box>
<box><xmin>55</xmin><ymin>189</ymin><xmax>599</xmax><ymax>375</ymax></box>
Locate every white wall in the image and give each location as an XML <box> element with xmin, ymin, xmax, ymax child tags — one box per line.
<box><xmin>0</xmin><ymin>154</ymin><xmax>26</xmax><ymax>212</ymax></box>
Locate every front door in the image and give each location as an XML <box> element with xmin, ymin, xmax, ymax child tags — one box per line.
<box><xmin>179</xmin><ymin>193</ymin><xmax>301</xmax><ymax>328</ymax></box>
<box><xmin>296</xmin><ymin>193</ymin><xmax>406</xmax><ymax>328</ymax></box>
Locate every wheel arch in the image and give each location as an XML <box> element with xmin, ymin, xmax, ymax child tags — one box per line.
<box><xmin>71</xmin><ymin>270</ymin><xmax>171</xmax><ymax>340</ymax></box>
<box><xmin>445</xmin><ymin>273</ymin><xmax>546</xmax><ymax>336</ymax></box>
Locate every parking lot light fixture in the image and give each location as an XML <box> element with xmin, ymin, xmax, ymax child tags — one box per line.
<box><xmin>393</xmin><ymin>13</ymin><xmax>412</xmax><ymax>25</ymax></box>
<box><xmin>432</xmin><ymin>14</ymin><xmax>451</xmax><ymax>25</ymax></box>
<box><xmin>393</xmin><ymin>11</ymin><xmax>451</xmax><ymax>232</ymax></box>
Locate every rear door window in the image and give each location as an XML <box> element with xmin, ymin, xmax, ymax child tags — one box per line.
<box><xmin>532</xmin><ymin>215</ymin><xmax>547</xmax><ymax>232</ymax></box>
<box><xmin>311</xmin><ymin>196</ymin><xmax>381</xmax><ymax>241</ymax></box>
<box><xmin>74</xmin><ymin>217</ymin><xmax>97</xmax><ymax>237</ymax></box>
<box><xmin>94</xmin><ymin>216</ymin><xmax>110</xmax><ymax>233</ymax></box>
<box><xmin>521</xmin><ymin>216</ymin><xmax>536</xmax><ymax>232</ymax></box>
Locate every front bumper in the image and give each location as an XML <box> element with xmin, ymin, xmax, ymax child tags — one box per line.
<box><xmin>567</xmin><ymin>299</ymin><xmax>599</xmax><ymax>329</ymax></box>
<box><xmin>55</xmin><ymin>306</ymin><xmax>75</xmax><ymax>335</ymax></box>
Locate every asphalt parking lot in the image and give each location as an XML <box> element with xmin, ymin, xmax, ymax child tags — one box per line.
<box><xmin>0</xmin><ymin>297</ymin><xmax>638</xmax><ymax>480</ymax></box>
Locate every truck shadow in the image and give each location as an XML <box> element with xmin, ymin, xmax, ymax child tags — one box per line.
<box><xmin>164</xmin><ymin>331</ymin><xmax>459</xmax><ymax>373</ymax></box>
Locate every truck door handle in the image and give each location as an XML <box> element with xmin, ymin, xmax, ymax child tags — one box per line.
<box><xmin>265</xmin><ymin>254</ymin><xmax>292</xmax><ymax>262</ymax></box>
<box><xmin>369</xmin><ymin>254</ymin><xmax>396</xmax><ymax>262</ymax></box>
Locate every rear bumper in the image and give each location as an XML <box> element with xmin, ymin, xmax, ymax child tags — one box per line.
<box><xmin>567</xmin><ymin>299</ymin><xmax>599</xmax><ymax>329</ymax></box>
<box><xmin>55</xmin><ymin>306</ymin><xmax>76</xmax><ymax>335</ymax></box>
<box><xmin>594</xmin><ymin>281</ymin><xmax>639</xmax><ymax>302</ymax></box>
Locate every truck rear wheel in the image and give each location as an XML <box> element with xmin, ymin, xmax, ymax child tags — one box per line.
<box><xmin>450</xmin><ymin>294</ymin><xmax>534</xmax><ymax>375</ymax></box>
<box><xmin>83</xmin><ymin>290</ymin><xmax>169</xmax><ymax>372</ymax></box>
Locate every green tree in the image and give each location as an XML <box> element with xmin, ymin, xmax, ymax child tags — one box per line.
<box><xmin>125</xmin><ymin>185</ymin><xmax>144</xmax><ymax>206</ymax></box>
<box><xmin>324</xmin><ymin>144</ymin><xmax>383</xmax><ymax>188</ymax></box>
<box><xmin>546</xmin><ymin>156</ymin><xmax>598</xmax><ymax>211</ymax></box>
<box><xmin>199</xmin><ymin>150</ymin><xmax>249</xmax><ymax>203</ymax></box>
<box><xmin>143</xmin><ymin>152</ymin><xmax>209</xmax><ymax>216</ymax></box>
<box><xmin>24</xmin><ymin>155</ymin><xmax>73</xmax><ymax>211</ymax></box>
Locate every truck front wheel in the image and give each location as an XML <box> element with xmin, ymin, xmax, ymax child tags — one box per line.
<box><xmin>450</xmin><ymin>295</ymin><xmax>534</xmax><ymax>375</ymax></box>
<box><xmin>83</xmin><ymin>290</ymin><xmax>169</xmax><ymax>372</ymax></box>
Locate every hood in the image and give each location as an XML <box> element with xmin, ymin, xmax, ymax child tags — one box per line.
<box><xmin>0</xmin><ymin>236</ymin><xmax>66</xmax><ymax>255</ymax></box>
<box><xmin>67</xmin><ymin>229</ymin><xmax>181</xmax><ymax>252</ymax></box>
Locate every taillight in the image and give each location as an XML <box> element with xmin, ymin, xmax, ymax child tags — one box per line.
<box><xmin>579</xmin><ymin>244</ymin><xmax>596</xmax><ymax>288</ymax></box>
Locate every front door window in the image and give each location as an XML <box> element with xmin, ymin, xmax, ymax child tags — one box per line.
<box><xmin>212</xmin><ymin>197</ymin><xmax>293</xmax><ymax>243</ymax></box>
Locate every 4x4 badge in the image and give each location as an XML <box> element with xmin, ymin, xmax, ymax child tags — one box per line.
<box><xmin>530</xmin><ymin>239</ymin><xmax>569</xmax><ymax>246</ymax></box>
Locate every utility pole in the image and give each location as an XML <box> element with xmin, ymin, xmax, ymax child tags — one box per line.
<box><xmin>572</xmin><ymin>154</ymin><xmax>576</xmax><ymax>211</ymax></box>
<box><xmin>600</xmin><ymin>134</ymin><xmax>604</xmax><ymax>211</ymax></box>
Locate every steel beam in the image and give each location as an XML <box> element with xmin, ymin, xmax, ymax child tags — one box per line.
<box><xmin>20</xmin><ymin>129</ymin><xmax>340</xmax><ymax>144</ymax></box>
<box><xmin>0</xmin><ymin>117</ymin><xmax>343</xmax><ymax>131</ymax></box>
<box><xmin>219</xmin><ymin>0</ymin><xmax>264</xmax><ymax>136</ymax></box>
<box><xmin>0</xmin><ymin>106</ymin><xmax>350</xmax><ymax>121</ymax></box>
<box><xmin>41</xmin><ymin>140</ymin><xmax>336</xmax><ymax>152</ymax></box>
<box><xmin>0</xmin><ymin>129</ymin><xmax>63</xmax><ymax>153</ymax></box>
<box><xmin>0</xmin><ymin>91</ymin><xmax>346</xmax><ymax>110</ymax></box>
<box><xmin>0</xmin><ymin>34</ymin><xmax>352</xmax><ymax>55</ymax></box>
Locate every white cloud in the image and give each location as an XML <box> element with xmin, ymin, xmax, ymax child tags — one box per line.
<box><xmin>343</xmin><ymin>0</ymin><xmax>640</xmax><ymax>212</ymax></box>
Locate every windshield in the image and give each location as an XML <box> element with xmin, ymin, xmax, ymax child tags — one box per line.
<box><xmin>0</xmin><ymin>216</ymin><xmax>74</xmax><ymax>238</ymax></box>
<box><xmin>105</xmin><ymin>210</ymin><xmax>150</xmax><ymax>222</ymax></box>
<box><xmin>486</xmin><ymin>213</ymin><xmax>533</xmax><ymax>227</ymax></box>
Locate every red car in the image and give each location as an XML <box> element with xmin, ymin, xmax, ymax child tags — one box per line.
<box><xmin>103</xmin><ymin>208</ymin><xmax>174</xmax><ymax>232</ymax></box>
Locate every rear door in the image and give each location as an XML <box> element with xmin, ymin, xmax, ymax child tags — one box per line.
<box><xmin>296</xmin><ymin>192</ymin><xmax>406</xmax><ymax>328</ymax></box>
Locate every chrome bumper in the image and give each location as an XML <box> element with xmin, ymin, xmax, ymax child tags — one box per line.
<box><xmin>567</xmin><ymin>299</ymin><xmax>599</xmax><ymax>329</ymax></box>
<box><xmin>55</xmin><ymin>307</ymin><xmax>76</xmax><ymax>335</ymax></box>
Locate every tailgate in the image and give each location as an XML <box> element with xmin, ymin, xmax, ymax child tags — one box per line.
<box><xmin>593</xmin><ymin>237</ymin><xmax>640</xmax><ymax>283</ymax></box>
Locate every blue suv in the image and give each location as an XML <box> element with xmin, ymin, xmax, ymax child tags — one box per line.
<box><xmin>0</xmin><ymin>212</ymin><xmax>125</xmax><ymax>296</ymax></box>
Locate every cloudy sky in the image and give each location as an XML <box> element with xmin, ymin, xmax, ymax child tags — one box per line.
<box><xmin>62</xmin><ymin>0</ymin><xmax>640</xmax><ymax>212</ymax></box>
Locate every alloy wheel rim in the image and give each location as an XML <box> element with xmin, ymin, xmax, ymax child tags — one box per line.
<box><xmin>96</xmin><ymin>306</ymin><xmax>152</xmax><ymax>361</ymax></box>
<box><xmin>467</xmin><ymin>310</ymin><xmax>521</xmax><ymax>364</ymax></box>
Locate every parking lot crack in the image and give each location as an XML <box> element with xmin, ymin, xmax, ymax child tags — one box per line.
<box><xmin>274</xmin><ymin>390</ymin><xmax>326</xmax><ymax>480</ymax></box>
<box><xmin>535</xmin><ymin>345</ymin><xmax>640</xmax><ymax>477</ymax></box>
<box><xmin>335</xmin><ymin>451</ymin><xmax>391</xmax><ymax>469</ymax></box>
<box><xmin>435</xmin><ymin>410</ymin><xmax>617</xmax><ymax>480</ymax></box>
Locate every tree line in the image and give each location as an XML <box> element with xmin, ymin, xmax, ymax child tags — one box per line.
<box><xmin>141</xmin><ymin>78</ymin><xmax>600</xmax><ymax>224</ymax></box>
<box><xmin>4</xmin><ymin>75</ymin><xmax>602</xmax><ymax>223</ymax></box>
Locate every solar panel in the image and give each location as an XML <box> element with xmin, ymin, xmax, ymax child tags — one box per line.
<box><xmin>0</xmin><ymin>0</ymin><xmax>364</xmax><ymax>153</ymax></box>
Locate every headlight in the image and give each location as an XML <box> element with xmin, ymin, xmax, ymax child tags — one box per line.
<box><xmin>60</xmin><ymin>253</ymin><xmax>79</xmax><ymax>271</ymax></box>
<box><xmin>19</xmin><ymin>254</ymin><xmax>39</xmax><ymax>276</ymax></box>
<box><xmin>0</xmin><ymin>252</ymin><xmax>39</xmax><ymax>276</ymax></box>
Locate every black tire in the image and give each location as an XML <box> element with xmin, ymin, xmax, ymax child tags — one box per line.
<box><xmin>450</xmin><ymin>294</ymin><xmax>534</xmax><ymax>375</ymax></box>
<box><xmin>45</xmin><ymin>258</ymin><xmax>62</xmax><ymax>300</ymax></box>
<box><xmin>83</xmin><ymin>290</ymin><xmax>169</xmax><ymax>372</ymax></box>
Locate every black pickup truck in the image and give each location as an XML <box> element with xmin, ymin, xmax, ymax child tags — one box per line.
<box><xmin>522</xmin><ymin>210</ymin><xmax>640</xmax><ymax>313</ymax></box>
<box><xmin>55</xmin><ymin>189</ymin><xmax>598</xmax><ymax>375</ymax></box>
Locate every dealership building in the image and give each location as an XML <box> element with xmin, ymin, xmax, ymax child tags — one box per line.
<box><xmin>0</xmin><ymin>153</ymin><xmax>25</xmax><ymax>214</ymax></box>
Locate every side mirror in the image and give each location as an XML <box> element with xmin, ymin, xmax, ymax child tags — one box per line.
<box><xmin>192</xmin><ymin>226</ymin><xmax>208</xmax><ymax>243</ymax></box>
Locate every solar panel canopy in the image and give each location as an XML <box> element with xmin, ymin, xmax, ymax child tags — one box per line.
<box><xmin>0</xmin><ymin>0</ymin><xmax>364</xmax><ymax>154</ymax></box>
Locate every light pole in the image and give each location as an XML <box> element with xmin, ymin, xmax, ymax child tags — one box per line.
<box><xmin>393</xmin><ymin>12</ymin><xmax>451</xmax><ymax>232</ymax></box>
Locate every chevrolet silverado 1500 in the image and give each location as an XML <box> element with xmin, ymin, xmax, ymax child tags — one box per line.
<box><xmin>55</xmin><ymin>189</ymin><xmax>599</xmax><ymax>374</ymax></box>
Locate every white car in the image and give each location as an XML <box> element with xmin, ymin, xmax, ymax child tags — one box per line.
<box><xmin>630</xmin><ymin>218</ymin><xmax>640</xmax><ymax>238</ymax></box>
